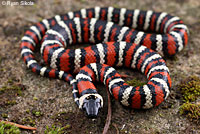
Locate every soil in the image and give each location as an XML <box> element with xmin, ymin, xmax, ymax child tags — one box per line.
<box><xmin>0</xmin><ymin>0</ymin><xmax>200</xmax><ymax>133</ymax></box>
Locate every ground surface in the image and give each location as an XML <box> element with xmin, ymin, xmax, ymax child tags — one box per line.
<box><xmin>0</xmin><ymin>0</ymin><xmax>200</xmax><ymax>133</ymax></box>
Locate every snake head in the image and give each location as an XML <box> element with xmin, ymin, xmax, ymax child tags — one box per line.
<box><xmin>79</xmin><ymin>94</ymin><xmax>103</xmax><ymax>118</ymax></box>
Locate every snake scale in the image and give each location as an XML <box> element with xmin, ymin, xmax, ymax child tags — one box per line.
<box><xmin>20</xmin><ymin>7</ymin><xmax>189</xmax><ymax>117</ymax></box>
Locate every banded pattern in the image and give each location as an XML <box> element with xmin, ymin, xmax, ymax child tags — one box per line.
<box><xmin>75</xmin><ymin>42</ymin><xmax>171</xmax><ymax>109</ymax></box>
<box><xmin>20</xmin><ymin>7</ymin><xmax>188</xmax><ymax>111</ymax></box>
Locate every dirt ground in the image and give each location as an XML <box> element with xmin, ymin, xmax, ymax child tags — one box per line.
<box><xmin>0</xmin><ymin>0</ymin><xmax>200</xmax><ymax>133</ymax></box>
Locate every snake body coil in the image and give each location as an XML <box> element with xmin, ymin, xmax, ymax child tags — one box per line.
<box><xmin>20</xmin><ymin>7</ymin><xmax>188</xmax><ymax>117</ymax></box>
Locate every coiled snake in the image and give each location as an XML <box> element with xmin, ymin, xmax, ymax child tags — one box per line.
<box><xmin>20</xmin><ymin>7</ymin><xmax>189</xmax><ymax>117</ymax></box>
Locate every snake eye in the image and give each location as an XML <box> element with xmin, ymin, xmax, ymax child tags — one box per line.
<box><xmin>85</xmin><ymin>95</ymin><xmax>98</xmax><ymax>100</ymax></box>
